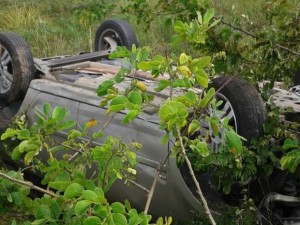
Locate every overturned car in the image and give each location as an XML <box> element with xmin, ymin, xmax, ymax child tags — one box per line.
<box><xmin>0</xmin><ymin>19</ymin><xmax>299</xmax><ymax>223</ymax></box>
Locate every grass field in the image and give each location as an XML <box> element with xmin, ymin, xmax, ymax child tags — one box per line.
<box><xmin>0</xmin><ymin>0</ymin><xmax>270</xmax><ymax>57</ymax></box>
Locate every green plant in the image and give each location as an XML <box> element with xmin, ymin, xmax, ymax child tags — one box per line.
<box><xmin>1</xmin><ymin>103</ymin><xmax>174</xmax><ymax>224</ymax></box>
<box><xmin>96</xmin><ymin>9</ymin><xmax>261</xmax><ymax>225</ymax></box>
<box><xmin>96</xmin><ymin>6</ymin><xmax>300</xmax><ymax>224</ymax></box>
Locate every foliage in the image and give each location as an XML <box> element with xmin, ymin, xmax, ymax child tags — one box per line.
<box><xmin>96</xmin><ymin>9</ymin><xmax>260</xmax><ymax>224</ymax></box>
<box><xmin>95</xmin><ymin>5</ymin><xmax>300</xmax><ymax>224</ymax></box>
<box><xmin>280</xmin><ymin>139</ymin><xmax>300</xmax><ymax>172</ymax></box>
<box><xmin>0</xmin><ymin>104</ymin><xmax>172</xmax><ymax>225</ymax></box>
<box><xmin>119</xmin><ymin>0</ymin><xmax>300</xmax><ymax>84</ymax></box>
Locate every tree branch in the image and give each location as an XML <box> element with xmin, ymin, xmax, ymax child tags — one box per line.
<box><xmin>176</xmin><ymin>127</ymin><xmax>216</xmax><ymax>225</ymax></box>
<box><xmin>219</xmin><ymin>17</ymin><xmax>300</xmax><ymax>56</ymax></box>
<box><xmin>144</xmin><ymin>152</ymin><xmax>170</xmax><ymax>214</ymax></box>
<box><xmin>127</xmin><ymin>179</ymin><xmax>150</xmax><ymax>194</ymax></box>
<box><xmin>0</xmin><ymin>171</ymin><xmax>58</xmax><ymax>198</ymax></box>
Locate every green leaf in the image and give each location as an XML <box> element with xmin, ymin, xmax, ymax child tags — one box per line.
<box><xmin>156</xmin><ymin>217</ymin><xmax>163</xmax><ymax>225</ymax></box>
<box><xmin>226</xmin><ymin>130</ymin><xmax>243</xmax><ymax>155</ymax></box>
<box><xmin>195</xmin><ymin>69</ymin><xmax>209</xmax><ymax>88</ymax></box>
<box><xmin>75</xmin><ymin>200</ymin><xmax>92</xmax><ymax>216</ymax></box>
<box><xmin>191</xmin><ymin>56</ymin><xmax>211</xmax><ymax>69</ymax></box>
<box><xmin>197</xmin><ymin>11</ymin><xmax>203</xmax><ymax>24</ymax></box>
<box><xmin>124</xmin><ymin>200</ymin><xmax>131</xmax><ymax>211</ymax></box>
<box><xmin>177</xmin><ymin>65</ymin><xmax>191</xmax><ymax>77</ymax></box>
<box><xmin>173</xmin><ymin>21</ymin><xmax>186</xmax><ymax>33</ymax></box>
<box><xmin>209</xmin><ymin>18</ymin><xmax>221</xmax><ymax>29</ymax></box>
<box><xmin>200</xmin><ymin>88</ymin><xmax>215</xmax><ymax>108</ymax></box>
<box><xmin>11</xmin><ymin>146</ymin><xmax>21</xmax><ymax>160</ymax></box>
<box><xmin>48</xmin><ymin>181</ymin><xmax>72</xmax><ymax>192</ymax></box>
<box><xmin>52</xmin><ymin>106</ymin><xmax>67</xmax><ymax>121</ymax></box>
<box><xmin>136</xmin><ymin>47</ymin><xmax>150</xmax><ymax>62</ymax></box>
<box><xmin>92</xmin><ymin>131</ymin><xmax>103</xmax><ymax>139</ymax></box>
<box><xmin>1</xmin><ymin>128</ymin><xmax>18</xmax><ymax>140</ymax></box>
<box><xmin>172</xmin><ymin>79</ymin><xmax>187</xmax><ymax>88</ymax></box>
<box><xmin>188</xmin><ymin>120</ymin><xmax>200</xmax><ymax>135</ymax></box>
<box><xmin>50</xmin><ymin>202</ymin><xmax>61</xmax><ymax>220</ymax></box>
<box><xmin>68</xmin><ymin>129</ymin><xmax>82</xmax><ymax>139</ymax></box>
<box><xmin>110</xmin><ymin>96</ymin><xmax>129</xmax><ymax>106</ymax></box>
<box><xmin>179</xmin><ymin>53</ymin><xmax>191</xmax><ymax>65</ymax></box>
<box><xmin>210</xmin><ymin>116</ymin><xmax>219</xmax><ymax>137</ymax></box>
<box><xmin>283</xmin><ymin>139</ymin><xmax>298</xmax><ymax>150</ymax></box>
<box><xmin>24</xmin><ymin>151</ymin><xmax>36</xmax><ymax>165</ymax></box>
<box><xmin>43</xmin><ymin>103</ymin><xmax>51</xmax><ymax>116</ymax></box>
<box><xmin>60</xmin><ymin>120</ymin><xmax>76</xmax><ymax>130</ymax></box>
<box><xmin>111</xmin><ymin>213</ymin><xmax>127</xmax><ymax>224</ymax></box>
<box><xmin>35</xmin><ymin>205</ymin><xmax>51</xmax><ymax>219</ymax></box>
<box><xmin>122</xmin><ymin>110</ymin><xmax>139</xmax><ymax>124</ymax></box>
<box><xmin>203</xmin><ymin>8</ymin><xmax>214</xmax><ymax>25</ymax></box>
<box><xmin>128</xmin><ymin>91</ymin><xmax>142</xmax><ymax>105</ymax></box>
<box><xmin>138</xmin><ymin>61</ymin><xmax>153</xmax><ymax>71</ymax></box>
<box><xmin>94</xmin><ymin>205</ymin><xmax>108</xmax><ymax>218</ymax></box>
<box><xmin>64</xmin><ymin>183</ymin><xmax>84</xmax><ymax>199</ymax></box>
<box><xmin>114</xmin><ymin>69</ymin><xmax>126</xmax><ymax>83</ymax></box>
<box><xmin>190</xmin><ymin>141</ymin><xmax>209</xmax><ymax>157</ymax></box>
<box><xmin>83</xmin><ymin>216</ymin><xmax>101</xmax><ymax>225</ymax></box>
<box><xmin>18</xmin><ymin>129</ymin><xmax>31</xmax><ymax>140</ymax></box>
<box><xmin>154</xmin><ymin>80</ymin><xmax>170</xmax><ymax>92</ymax></box>
<box><xmin>7</xmin><ymin>193</ymin><xmax>12</xmax><ymax>203</ymax></box>
<box><xmin>108</xmin><ymin>104</ymin><xmax>127</xmax><ymax>113</ymax></box>
<box><xmin>109</xmin><ymin>46</ymin><xmax>130</xmax><ymax>59</ymax></box>
<box><xmin>56</xmin><ymin>171</ymin><xmax>70</xmax><ymax>181</ymax></box>
<box><xmin>18</xmin><ymin>140</ymin><xmax>29</xmax><ymax>153</ymax></box>
<box><xmin>111</xmin><ymin>202</ymin><xmax>125</xmax><ymax>213</ymax></box>
<box><xmin>82</xmin><ymin>190</ymin><xmax>98</xmax><ymax>202</ymax></box>
<box><xmin>97</xmin><ymin>80</ymin><xmax>115</xmax><ymax>97</ymax></box>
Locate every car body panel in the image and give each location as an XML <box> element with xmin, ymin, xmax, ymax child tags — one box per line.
<box><xmin>15</xmin><ymin>76</ymin><xmax>206</xmax><ymax>219</ymax></box>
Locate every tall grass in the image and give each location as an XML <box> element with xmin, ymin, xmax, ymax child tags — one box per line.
<box><xmin>0</xmin><ymin>0</ymin><xmax>270</xmax><ymax>57</ymax></box>
<box><xmin>0</xmin><ymin>3</ymin><xmax>92</xmax><ymax>57</ymax></box>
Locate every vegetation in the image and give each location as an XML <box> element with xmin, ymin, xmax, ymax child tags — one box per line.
<box><xmin>0</xmin><ymin>0</ymin><xmax>299</xmax><ymax>225</ymax></box>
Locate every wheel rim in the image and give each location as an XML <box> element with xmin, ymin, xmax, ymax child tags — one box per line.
<box><xmin>199</xmin><ymin>93</ymin><xmax>238</xmax><ymax>152</ymax></box>
<box><xmin>98</xmin><ymin>29</ymin><xmax>121</xmax><ymax>52</ymax></box>
<box><xmin>0</xmin><ymin>44</ymin><xmax>13</xmax><ymax>94</ymax></box>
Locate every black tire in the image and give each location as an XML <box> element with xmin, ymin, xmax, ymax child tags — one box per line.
<box><xmin>0</xmin><ymin>32</ymin><xmax>35</xmax><ymax>103</ymax></box>
<box><xmin>209</xmin><ymin>76</ymin><xmax>266</xmax><ymax>142</ymax></box>
<box><xmin>94</xmin><ymin>19</ymin><xmax>138</xmax><ymax>52</ymax></box>
<box><xmin>293</xmin><ymin>67</ymin><xmax>300</xmax><ymax>86</ymax></box>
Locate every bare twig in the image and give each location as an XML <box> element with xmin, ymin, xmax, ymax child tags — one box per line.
<box><xmin>219</xmin><ymin>17</ymin><xmax>300</xmax><ymax>56</ymax></box>
<box><xmin>127</xmin><ymin>179</ymin><xmax>150</xmax><ymax>194</ymax></box>
<box><xmin>144</xmin><ymin>152</ymin><xmax>171</xmax><ymax>214</ymax></box>
<box><xmin>176</xmin><ymin>127</ymin><xmax>216</xmax><ymax>225</ymax></box>
<box><xmin>0</xmin><ymin>171</ymin><xmax>58</xmax><ymax>198</ymax></box>
<box><xmin>275</xmin><ymin>43</ymin><xmax>300</xmax><ymax>56</ymax></box>
<box><xmin>219</xmin><ymin>18</ymin><xmax>258</xmax><ymax>39</ymax></box>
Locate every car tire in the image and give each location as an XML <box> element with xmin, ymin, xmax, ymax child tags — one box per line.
<box><xmin>209</xmin><ymin>76</ymin><xmax>266</xmax><ymax>143</ymax></box>
<box><xmin>0</xmin><ymin>32</ymin><xmax>35</xmax><ymax>103</ymax></box>
<box><xmin>94</xmin><ymin>19</ymin><xmax>138</xmax><ymax>52</ymax></box>
<box><xmin>180</xmin><ymin>76</ymin><xmax>267</xmax><ymax>208</ymax></box>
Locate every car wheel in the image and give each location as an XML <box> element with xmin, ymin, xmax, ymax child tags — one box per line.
<box><xmin>0</xmin><ymin>32</ymin><xmax>35</xmax><ymax>103</ymax></box>
<box><xmin>94</xmin><ymin>19</ymin><xmax>138</xmax><ymax>52</ymax></box>
<box><xmin>180</xmin><ymin>76</ymin><xmax>267</xmax><ymax>208</ymax></box>
<box><xmin>203</xmin><ymin>76</ymin><xmax>266</xmax><ymax>149</ymax></box>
